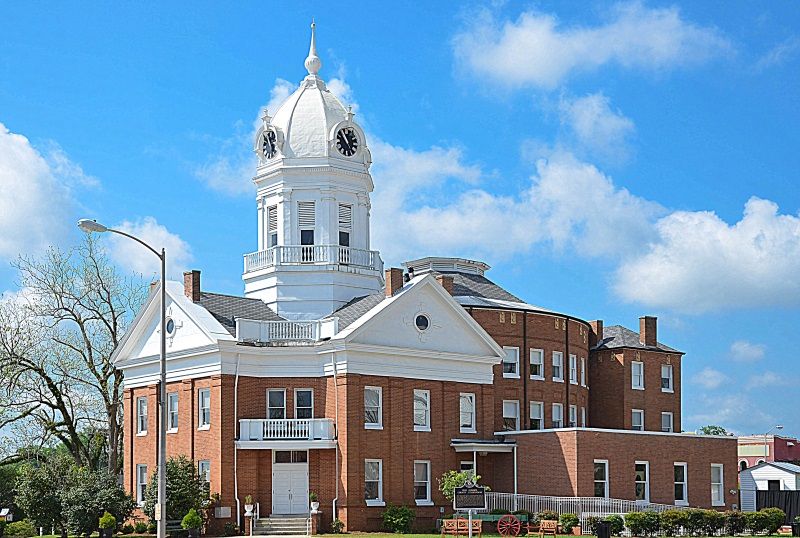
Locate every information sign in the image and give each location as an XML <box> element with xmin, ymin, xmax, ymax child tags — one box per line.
<box><xmin>453</xmin><ymin>485</ymin><xmax>487</xmax><ymax>511</ymax></box>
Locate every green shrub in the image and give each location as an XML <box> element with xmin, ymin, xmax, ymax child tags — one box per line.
<box><xmin>181</xmin><ymin>509</ymin><xmax>203</xmax><ymax>530</ymax></box>
<box><xmin>559</xmin><ymin>513</ymin><xmax>580</xmax><ymax>534</ymax></box>
<box><xmin>684</xmin><ymin>509</ymin><xmax>706</xmax><ymax>536</ymax></box>
<box><xmin>584</xmin><ymin>516</ymin><xmax>602</xmax><ymax>535</ymax></box>
<box><xmin>147</xmin><ymin>521</ymin><xmax>157</xmax><ymax>534</ymax></box>
<box><xmin>624</xmin><ymin>512</ymin><xmax>646</xmax><ymax>536</ymax></box>
<box><xmin>700</xmin><ymin>510</ymin><xmax>724</xmax><ymax>536</ymax></box>
<box><xmin>381</xmin><ymin>505</ymin><xmax>416</xmax><ymax>533</ymax></box>
<box><xmin>121</xmin><ymin>524</ymin><xmax>135</xmax><ymax>535</ymax></box>
<box><xmin>330</xmin><ymin>519</ymin><xmax>345</xmax><ymax>534</ymax></box>
<box><xmin>605</xmin><ymin>515</ymin><xmax>624</xmax><ymax>536</ymax></box>
<box><xmin>538</xmin><ymin>510</ymin><xmax>559</xmax><ymax>522</ymax></box>
<box><xmin>642</xmin><ymin>511</ymin><xmax>661</xmax><ymax>536</ymax></box>
<box><xmin>490</xmin><ymin>509</ymin><xmax>511</xmax><ymax>515</ymax></box>
<box><xmin>660</xmin><ymin>510</ymin><xmax>688</xmax><ymax>537</ymax></box>
<box><xmin>762</xmin><ymin>507</ymin><xmax>786</xmax><ymax>535</ymax></box>
<box><xmin>724</xmin><ymin>510</ymin><xmax>746</xmax><ymax>536</ymax></box>
<box><xmin>745</xmin><ymin>510</ymin><xmax>769</xmax><ymax>535</ymax></box>
<box><xmin>100</xmin><ymin>511</ymin><xmax>118</xmax><ymax>530</ymax></box>
<box><xmin>5</xmin><ymin>519</ymin><xmax>36</xmax><ymax>538</ymax></box>
<box><xmin>133</xmin><ymin>522</ymin><xmax>148</xmax><ymax>534</ymax></box>
<box><xmin>221</xmin><ymin>522</ymin><xmax>239</xmax><ymax>536</ymax></box>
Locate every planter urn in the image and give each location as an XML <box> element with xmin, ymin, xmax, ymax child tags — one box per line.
<box><xmin>187</xmin><ymin>528</ymin><xmax>200</xmax><ymax>538</ymax></box>
<box><xmin>244</xmin><ymin>504</ymin><xmax>254</xmax><ymax>516</ymax></box>
<box><xmin>310</xmin><ymin>501</ymin><xmax>320</xmax><ymax>511</ymax></box>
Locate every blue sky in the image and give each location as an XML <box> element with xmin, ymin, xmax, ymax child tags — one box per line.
<box><xmin>1</xmin><ymin>2</ymin><xmax>798</xmax><ymax>437</ymax></box>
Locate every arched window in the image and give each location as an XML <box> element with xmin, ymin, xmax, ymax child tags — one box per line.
<box><xmin>739</xmin><ymin>460</ymin><xmax>748</xmax><ymax>471</ymax></box>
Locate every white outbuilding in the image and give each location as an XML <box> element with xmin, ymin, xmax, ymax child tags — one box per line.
<box><xmin>739</xmin><ymin>461</ymin><xmax>800</xmax><ymax>511</ymax></box>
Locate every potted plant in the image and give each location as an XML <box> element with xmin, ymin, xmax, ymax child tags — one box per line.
<box><xmin>244</xmin><ymin>495</ymin><xmax>254</xmax><ymax>516</ymax></box>
<box><xmin>309</xmin><ymin>492</ymin><xmax>320</xmax><ymax>511</ymax></box>
<box><xmin>181</xmin><ymin>508</ymin><xmax>203</xmax><ymax>538</ymax></box>
<box><xmin>791</xmin><ymin>516</ymin><xmax>800</xmax><ymax>537</ymax></box>
<box><xmin>99</xmin><ymin>511</ymin><xmax>117</xmax><ymax>538</ymax></box>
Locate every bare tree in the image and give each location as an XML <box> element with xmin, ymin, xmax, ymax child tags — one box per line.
<box><xmin>0</xmin><ymin>235</ymin><xmax>147</xmax><ymax>474</ymax></box>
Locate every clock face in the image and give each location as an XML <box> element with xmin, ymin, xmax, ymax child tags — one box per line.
<box><xmin>335</xmin><ymin>127</ymin><xmax>359</xmax><ymax>157</ymax></box>
<box><xmin>262</xmin><ymin>130</ymin><xmax>277</xmax><ymax>159</ymax></box>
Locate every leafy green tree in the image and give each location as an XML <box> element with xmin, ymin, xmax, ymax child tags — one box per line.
<box><xmin>15</xmin><ymin>454</ymin><xmax>74</xmax><ymax>538</ymax></box>
<box><xmin>143</xmin><ymin>456</ymin><xmax>209</xmax><ymax>522</ymax></box>
<box><xmin>699</xmin><ymin>425</ymin><xmax>728</xmax><ymax>435</ymax></box>
<box><xmin>61</xmin><ymin>464</ymin><xmax>135</xmax><ymax>537</ymax></box>
<box><xmin>437</xmin><ymin>469</ymin><xmax>489</xmax><ymax>501</ymax></box>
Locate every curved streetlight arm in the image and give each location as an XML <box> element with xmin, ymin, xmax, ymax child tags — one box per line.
<box><xmin>106</xmin><ymin>228</ymin><xmax>163</xmax><ymax>260</ymax></box>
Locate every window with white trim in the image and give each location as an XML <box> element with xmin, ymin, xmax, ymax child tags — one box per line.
<box><xmin>552</xmin><ymin>351</ymin><xmax>564</xmax><ymax>382</ymax></box>
<box><xmin>460</xmin><ymin>461</ymin><xmax>474</xmax><ymax>472</ymax></box>
<box><xmin>530</xmin><ymin>349</ymin><xmax>544</xmax><ymax>379</ymax></box>
<box><xmin>267</xmin><ymin>204</ymin><xmax>278</xmax><ymax>247</ymax></box>
<box><xmin>460</xmin><ymin>393</ymin><xmax>476</xmax><ymax>433</ymax></box>
<box><xmin>503</xmin><ymin>347</ymin><xmax>519</xmax><ymax>378</ymax></box>
<box><xmin>198</xmin><ymin>460</ymin><xmax>210</xmax><ymax>494</ymax></box>
<box><xmin>674</xmin><ymin>462</ymin><xmax>688</xmax><ymax>505</ymax></box>
<box><xmin>198</xmin><ymin>388</ymin><xmax>211</xmax><ymax>428</ymax></box>
<box><xmin>632</xmin><ymin>361</ymin><xmax>644</xmax><ymax>390</ymax></box>
<box><xmin>365</xmin><ymin>387</ymin><xmax>382</xmax><ymax>429</ymax></box>
<box><xmin>502</xmin><ymin>400</ymin><xmax>520</xmax><ymax>431</ymax></box>
<box><xmin>662</xmin><ymin>364</ymin><xmax>674</xmax><ymax>392</ymax></box>
<box><xmin>298</xmin><ymin>201</ymin><xmax>315</xmax><ymax>246</ymax></box>
<box><xmin>632</xmin><ymin>409</ymin><xmax>644</xmax><ymax>431</ymax></box>
<box><xmin>413</xmin><ymin>389</ymin><xmax>430</xmax><ymax>431</ymax></box>
<box><xmin>581</xmin><ymin>357</ymin><xmax>586</xmax><ymax>386</ymax></box>
<box><xmin>581</xmin><ymin>407</ymin><xmax>586</xmax><ymax>427</ymax></box>
<box><xmin>339</xmin><ymin>203</ymin><xmax>352</xmax><ymax>247</ymax></box>
<box><xmin>711</xmin><ymin>464</ymin><xmax>724</xmax><ymax>506</ymax></box>
<box><xmin>569</xmin><ymin>354</ymin><xmax>578</xmax><ymax>384</ymax></box>
<box><xmin>662</xmin><ymin>412</ymin><xmax>673</xmax><ymax>433</ymax></box>
<box><xmin>136</xmin><ymin>464</ymin><xmax>148</xmax><ymax>506</ymax></box>
<box><xmin>167</xmin><ymin>392</ymin><xmax>178</xmax><ymax>432</ymax></box>
<box><xmin>365</xmin><ymin>459</ymin><xmax>383</xmax><ymax>505</ymax></box>
<box><xmin>529</xmin><ymin>402</ymin><xmax>543</xmax><ymax>430</ymax></box>
<box><xmin>635</xmin><ymin>461</ymin><xmax>649</xmax><ymax>502</ymax></box>
<box><xmin>569</xmin><ymin>405</ymin><xmax>577</xmax><ymax>427</ymax></box>
<box><xmin>295</xmin><ymin>389</ymin><xmax>313</xmax><ymax>419</ymax></box>
<box><xmin>268</xmin><ymin>389</ymin><xmax>286</xmax><ymax>419</ymax></box>
<box><xmin>552</xmin><ymin>403</ymin><xmax>563</xmax><ymax>428</ymax></box>
<box><xmin>414</xmin><ymin>461</ymin><xmax>431</xmax><ymax>504</ymax></box>
<box><xmin>137</xmin><ymin>396</ymin><xmax>148</xmax><ymax>435</ymax></box>
<box><xmin>594</xmin><ymin>460</ymin><xmax>609</xmax><ymax>498</ymax></box>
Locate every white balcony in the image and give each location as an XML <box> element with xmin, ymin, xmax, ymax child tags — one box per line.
<box><xmin>236</xmin><ymin>317</ymin><xmax>338</xmax><ymax>344</ymax></box>
<box><xmin>237</xmin><ymin>418</ymin><xmax>337</xmax><ymax>450</ymax></box>
<box><xmin>243</xmin><ymin>245</ymin><xmax>383</xmax><ymax>273</ymax></box>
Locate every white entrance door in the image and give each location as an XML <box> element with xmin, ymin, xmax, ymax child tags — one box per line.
<box><xmin>272</xmin><ymin>451</ymin><xmax>309</xmax><ymax>515</ymax></box>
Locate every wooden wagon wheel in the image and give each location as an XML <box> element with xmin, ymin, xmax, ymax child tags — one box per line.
<box><xmin>497</xmin><ymin>515</ymin><xmax>521</xmax><ymax>537</ymax></box>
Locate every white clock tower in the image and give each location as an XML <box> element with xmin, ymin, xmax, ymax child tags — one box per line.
<box><xmin>242</xmin><ymin>23</ymin><xmax>384</xmax><ymax>320</ymax></box>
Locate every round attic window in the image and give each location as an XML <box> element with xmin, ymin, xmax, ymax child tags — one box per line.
<box><xmin>415</xmin><ymin>314</ymin><xmax>430</xmax><ymax>332</ymax></box>
<box><xmin>166</xmin><ymin>318</ymin><xmax>176</xmax><ymax>336</ymax></box>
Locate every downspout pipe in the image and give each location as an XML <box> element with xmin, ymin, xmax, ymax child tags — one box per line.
<box><xmin>234</xmin><ymin>352</ymin><xmax>242</xmax><ymax>529</ymax></box>
<box><xmin>332</xmin><ymin>354</ymin><xmax>340</xmax><ymax>525</ymax></box>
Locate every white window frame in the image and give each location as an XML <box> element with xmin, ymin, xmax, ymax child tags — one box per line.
<box><xmin>294</xmin><ymin>388</ymin><xmax>314</xmax><ymax>419</ymax></box>
<box><xmin>632</xmin><ymin>409</ymin><xmax>644</xmax><ymax>431</ymax></box>
<box><xmin>662</xmin><ymin>412</ymin><xmax>674</xmax><ymax>433</ymax></box>
<box><xmin>552</xmin><ymin>403</ymin><xmax>563</xmax><ymax>428</ymax></box>
<box><xmin>460</xmin><ymin>393</ymin><xmax>476</xmax><ymax>433</ymax></box>
<box><xmin>581</xmin><ymin>357</ymin><xmax>586</xmax><ymax>386</ymax></box>
<box><xmin>460</xmin><ymin>461</ymin><xmax>475</xmax><ymax>473</ymax></box>
<box><xmin>674</xmin><ymin>462</ymin><xmax>688</xmax><ymax>505</ymax></box>
<box><xmin>529</xmin><ymin>401</ymin><xmax>543</xmax><ymax>430</ymax></box>
<box><xmin>364</xmin><ymin>386</ymin><xmax>383</xmax><ymax>429</ymax></box>
<box><xmin>552</xmin><ymin>351</ymin><xmax>564</xmax><ymax>382</ymax></box>
<box><xmin>267</xmin><ymin>204</ymin><xmax>278</xmax><ymax>248</ymax></box>
<box><xmin>502</xmin><ymin>400</ymin><xmax>520</xmax><ymax>431</ymax></box>
<box><xmin>413</xmin><ymin>460</ymin><xmax>432</xmax><ymax>505</ymax></box>
<box><xmin>569</xmin><ymin>354</ymin><xmax>578</xmax><ymax>384</ymax></box>
<box><xmin>198</xmin><ymin>388</ymin><xmax>211</xmax><ymax>429</ymax></box>
<box><xmin>569</xmin><ymin>404</ymin><xmax>577</xmax><ymax>427</ymax></box>
<box><xmin>136</xmin><ymin>396</ymin><xmax>148</xmax><ymax>435</ymax></box>
<box><xmin>632</xmin><ymin>361</ymin><xmax>644</xmax><ymax>390</ymax></box>
<box><xmin>365</xmin><ymin>459</ymin><xmax>384</xmax><ymax>506</ymax></box>
<box><xmin>530</xmin><ymin>349</ymin><xmax>545</xmax><ymax>380</ymax></box>
<box><xmin>581</xmin><ymin>406</ymin><xmax>586</xmax><ymax>427</ymax></box>
<box><xmin>635</xmin><ymin>461</ymin><xmax>650</xmax><ymax>503</ymax></box>
<box><xmin>413</xmin><ymin>389</ymin><xmax>431</xmax><ymax>432</ymax></box>
<box><xmin>167</xmin><ymin>392</ymin><xmax>178</xmax><ymax>433</ymax></box>
<box><xmin>662</xmin><ymin>364</ymin><xmax>674</xmax><ymax>393</ymax></box>
<box><xmin>594</xmin><ymin>459</ymin><xmax>609</xmax><ymax>498</ymax></box>
<box><xmin>503</xmin><ymin>346</ymin><xmax>520</xmax><ymax>378</ymax></box>
<box><xmin>711</xmin><ymin>464</ymin><xmax>724</xmax><ymax>506</ymax></box>
<box><xmin>268</xmin><ymin>389</ymin><xmax>286</xmax><ymax>419</ymax></box>
<box><xmin>136</xmin><ymin>464</ymin><xmax>148</xmax><ymax>506</ymax></box>
<box><xmin>198</xmin><ymin>460</ymin><xmax>210</xmax><ymax>493</ymax></box>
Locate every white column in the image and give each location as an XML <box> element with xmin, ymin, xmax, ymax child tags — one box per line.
<box><xmin>257</xmin><ymin>198</ymin><xmax>265</xmax><ymax>250</ymax></box>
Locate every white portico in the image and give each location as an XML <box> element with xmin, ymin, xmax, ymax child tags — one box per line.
<box><xmin>243</xmin><ymin>24</ymin><xmax>383</xmax><ymax>321</ymax></box>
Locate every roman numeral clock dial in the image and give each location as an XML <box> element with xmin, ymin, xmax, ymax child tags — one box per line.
<box><xmin>335</xmin><ymin>127</ymin><xmax>358</xmax><ymax>157</ymax></box>
<box><xmin>262</xmin><ymin>130</ymin><xmax>277</xmax><ymax>159</ymax></box>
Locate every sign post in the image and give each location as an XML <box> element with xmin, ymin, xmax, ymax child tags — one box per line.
<box><xmin>453</xmin><ymin>481</ymin><xmax>486</xmax><ymax>538</ymax></box>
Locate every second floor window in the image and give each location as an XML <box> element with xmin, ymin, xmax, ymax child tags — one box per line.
<box><xmin>365</xmin><ymin>387</ymin><xmax>382</xmax><ymax>428</ymax></box>
<box><xmin>137</xmin><ymin>396</ymin><xmax>147</xmax><ymax>434</ymax></box>
<box><xmin>198</xmin><ymin>388</ymin><xmax>211</xmax><ymax>428</ymax></box>
<box><xmin>167</xmin><ymin>392</ymin><xmax>178</xmax><ymax>431</ymax></box>
<box><xmin>268</xmin><ymin>389</ymin><xmax>286</xmax><ymax>419</ymax></box>
<box><xmin>460</xmin><ymin>393</ymin><xmax>476</xmax><ymax>433</ymax></box>
<box><xmin>295</xmin><ymin>389</ymin><xmax>313</xmax><ymax>419</ymax></box>
<box><xmin>569</xmin><ymin>355</ymin><xmax>577</xmax><ymax>384</ymax></box>
<box><xmin>502</xmin><ymin>400</ymin><xmax>520</xmax><ymax>431</ymax></box>
<box><xmin>530</xmin><ymin>349</ymin><xmax>544</xmax><ymax>379</ymax></box>
<box><xmin>553</xmin><ymin>351</ymin><xmax>564</xmax><ymax>381</ymax></box>
<box><xmin>662</xmin><ymin>364</ymin><xmax>673</xmax><ymax>392</ymax></box>
<box><xmin>632</xmin><ymin>361</ymin><xmax>644</xmax><ymax>389</ymax></box>
<box><xmin>503</xmin><ymin>347</ymin><xmax>519</xmax><ymax>378</ymax></box>
<box><xmin>413</xmin><ymin>389</ymin><xmax>430</xmax><ymax>431</ymax></box>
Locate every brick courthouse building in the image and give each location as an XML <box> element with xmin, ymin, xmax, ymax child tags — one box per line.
<box><xmin>114</xmin><ymin>25</ymin><xmax>738</xmax><ymax>533</ymax></box>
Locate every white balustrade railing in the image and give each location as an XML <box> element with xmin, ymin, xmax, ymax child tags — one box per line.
<box><xmin>243</xmin><ymin>245</ymin><xmax>383</xmax><ymax>273</ymax></box>
<box><xmin>236</xmin><ymin>317</ymin><xmax>338</xmax><ymax>343</ymax></box>
<box><xmin>239</xmin><ymin>418</ymin><xmax>335</xmax><ymax>442</ymax></box>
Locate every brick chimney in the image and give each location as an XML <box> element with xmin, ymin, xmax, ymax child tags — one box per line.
<box><xmin>639</xmin><ymin>316</ymin><xmax>657</xmax><ymax>347</ymax></box>
<box><xmin>436</xmin><ymin>275</ymin><xmax>454</xmax><ymax>296</ymax></box>
<box><xmin>589</xmin><ymin>320</ymin><xmax>603</xmax><ymax>348</ymax></box>
<box><xmin>184</xmin><ymin>270</ymin><xmax>201</xmax><ymax>302</ymax></box>
<box><xmin>385</xmin><ymin>268</ymin><xmax>404</xmax><ymax>297</ymax></box>
<box><xmin>149</xmin><ymin>281</ymin><xmax>159</xmax><ymax>293</ymax></box>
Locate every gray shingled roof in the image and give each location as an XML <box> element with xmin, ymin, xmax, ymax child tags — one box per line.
<box><xmin>595</xmin><ymin>325</ymin><xmax>682</xmax><ymax>354</ymax></box>
<box><xmin>438</xmin><ymin>271</ymin><xmax>523</xmax><ymax>302</ymax></box>
<box><xmin>197</xmin><ymin>292</ymin><xmax>285</xmax><ymax>336</ymax></box>
<box><xmin>325</xmin><ymin>292</ymin><xmax>385</xmax><ymax>330</ymax></box>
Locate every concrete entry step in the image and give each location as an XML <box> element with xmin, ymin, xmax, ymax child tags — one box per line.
<box><xmin>252</xmin><ymin>517</ymin><xmax>310</xmax><ymax>536</ymax></box>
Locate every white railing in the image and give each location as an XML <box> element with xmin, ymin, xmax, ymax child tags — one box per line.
<box><xmin>239</xmin><ymin>418</ymin><xmax>335</xmax><ymax>442</ymax></box>
<box><xmin>236</xmin><ymin>317</ymin><xmax>338</xmax><ymax>343</ymax></box>
<box><xmin>485</xmin><ymin>492</ymin><xmax>688</xmax><ymax>535</ymax></box>
<box><xmin>243</xmin><ymin>245</ymin><xmax>383</xmax><ymax>273</ymax></box>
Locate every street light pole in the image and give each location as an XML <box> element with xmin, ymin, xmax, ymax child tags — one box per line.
<box><xmin>764</xmin><ymin>425</ymin><xmax>783</xmax><ymax>463</ymax></box>
<box><xmin>78</xmin><ymin>219</ymin><xmax>168</xmax><ymax>538</ymax></box>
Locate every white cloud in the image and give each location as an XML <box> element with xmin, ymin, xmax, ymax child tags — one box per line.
<box><xmin>755</xmin><ymin>36</ymin><xmax>800</xmax><ymax>70</ymax></box>
<box><xmin>684</xmin><ymin>392</ymin><xmax>774</xmax><ymax>435</ymax></box>
<box><xmin>558</xmin><ymin>92</ymin><xmax>636</xmax><ymax>164</ymax></box>
<box><xmin>690</xmin><ymin>367</ymin><xmax>730</xmax><ymax>390</ymax></box>
<box><xmin>453</xmin><ymin>2</ymin><xmax>731</xmax><ymax>90</ymax></box>
<box><xmin>108</xmin><ymin>217</ymin><xmax>193</xmax><ymax>280</ymax></box>
<box><xmin>747</xmin><ymin>370</ymin><xmax>791</xmax><ymax>391</ymax></box>
<box><xmin>613</xmin><ymin>197</ymin><xmax>800</xmax><ymax>313</ymax></box>
<box><xmin>730</xmin><ymin>340</ymin><xmax>766</xmax><ymax>363</ymax></box>
<box><xmin>0</xmin><ymin>123</ymin><xmax>84</xmax><ymax>260</ymax></box>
